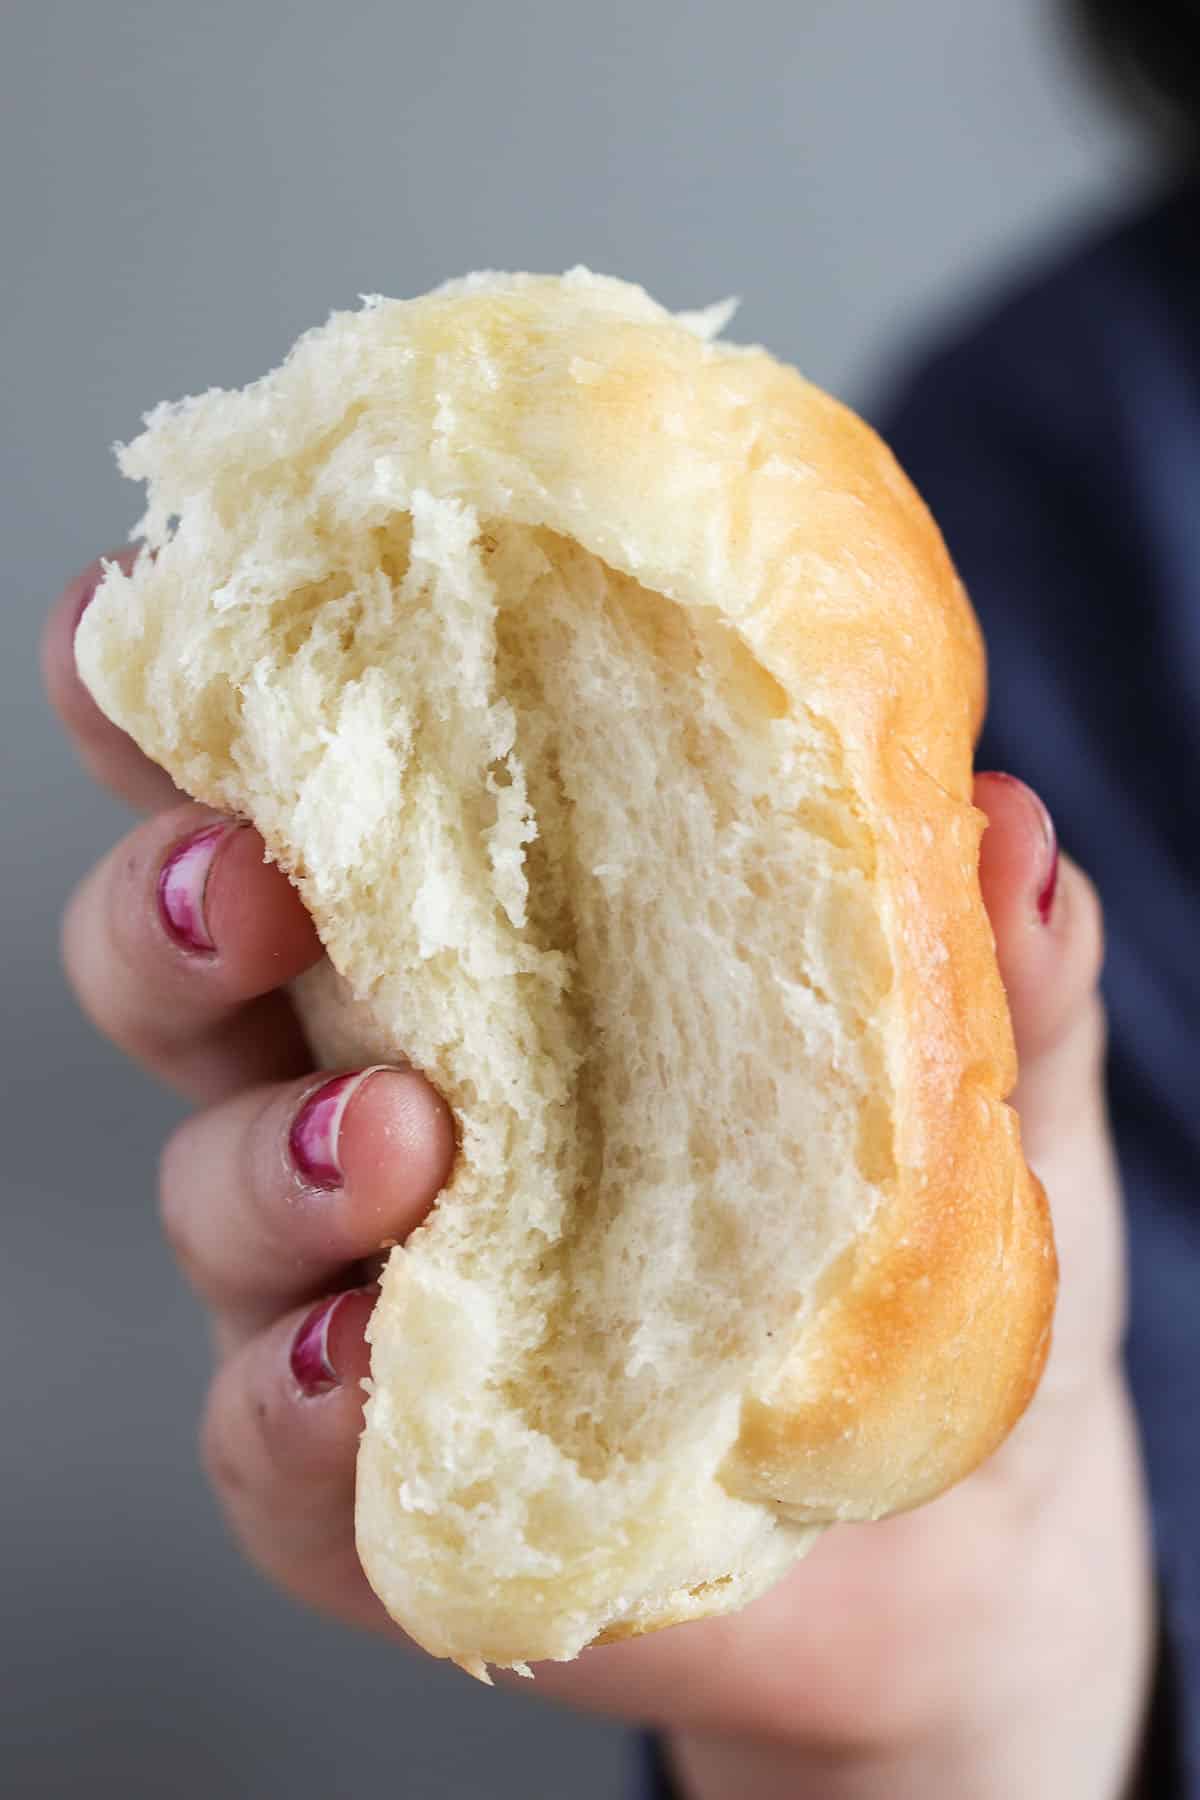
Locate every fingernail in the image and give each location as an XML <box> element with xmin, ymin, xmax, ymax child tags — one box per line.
<box><xmin>979</xmin><ymin>771</ymin><xmax>1059</xmax><ymax>924</ymax></box>
<box><xmin>289</xmin><ymin>1291</ymin><xmax>358</xmax><ymax>1397</ymax></box>
<box><xmin>157</xmin><ymin>823</ymin><xmax>229</xmax><ymax>953</ymax></box>
<box><xmin>288</xmin><ymin>1068</ymin><xmax>386</xmax><ymax>1190</ymax></box>
<box><xmin>1016</xmin><ymin>782</ymin><xmax>1059</xmax><ymax>923</ymax></box>
<box><xmin>1037</xmin><ymin>824</ymin><xmax>1060</xmax><ymax>923</ymax></box>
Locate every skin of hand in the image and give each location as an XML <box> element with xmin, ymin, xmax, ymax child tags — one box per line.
<box><xmin>46</xmin><ymin>554</ymin><xmax>1153</xmax><ymax>1800</ymax></box>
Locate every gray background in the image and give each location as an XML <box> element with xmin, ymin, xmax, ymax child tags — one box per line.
<box><xmin>1</xmin><ymin>2</ymin><xmax>1145</xmax><ymax>1796</ymax></box>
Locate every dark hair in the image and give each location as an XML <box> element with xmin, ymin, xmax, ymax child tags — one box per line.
<box><xmin>1069</xmin><ymin>1</ymin><xmax>1200</xmax><ymax>149</ymax></box>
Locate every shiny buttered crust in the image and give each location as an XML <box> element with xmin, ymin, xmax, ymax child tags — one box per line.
<box><xmin>78</xmin><ymin>270</ymin><xmax>1055</xmax><ymax>1672</ymax></box>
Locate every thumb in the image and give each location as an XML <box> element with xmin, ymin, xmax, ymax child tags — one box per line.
<box><xmin>974</xmin><ymin>772</ymin><xmax>1106</xmax><ymax>1160</ymax></box>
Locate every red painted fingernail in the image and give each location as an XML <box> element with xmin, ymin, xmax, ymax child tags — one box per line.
<box><xmin>289</xmin><ymin>1292</ymin><xmax>351</xmax><ymax>1396</ymax></box>
<box><xmin>1015</xmin><ymin>782</ymin><xmax>1058</xmax><ymax>923</ymax></box>
<box><xmin>1037</xmin><ymin>829</ymin><xmax>1060</xmax><ymax>923</ymax></box>
<box><xmin>978</xmin><ymin>772</ymin><xmax>1058</xmax><ymax>923</ymax></box>
<box><xmin>288</xmin><ymin>1069</ymin><xmax>383</xmax><ymax>1190</ymax></box>
<box><xmin>157</xmin><ymin>823</ymin><xmax>229</xmax><ymax>953</ymax></box>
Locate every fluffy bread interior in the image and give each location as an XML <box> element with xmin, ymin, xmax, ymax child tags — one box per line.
<box><xmin>76</xmin><ymin>270</ymin><xmax>1054</xmax><ymax>1675</ymax></box>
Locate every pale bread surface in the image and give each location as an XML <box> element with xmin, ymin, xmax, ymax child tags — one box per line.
<box><xmin>77</xmin><ymin>270</ymin><xmax>1055</xmax><ymax>1676</ymax></box>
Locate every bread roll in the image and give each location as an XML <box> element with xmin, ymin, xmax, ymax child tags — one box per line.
<box><xmin>76</xmin><ymin>269</ymin><xmax>1055</xmax><ymax>1678</ymax></box>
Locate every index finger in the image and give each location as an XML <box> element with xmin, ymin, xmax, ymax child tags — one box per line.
<box><xmin>41</xmin><ymin>549</ymin><xmax>181</xmax><ymax>812</ymax></box>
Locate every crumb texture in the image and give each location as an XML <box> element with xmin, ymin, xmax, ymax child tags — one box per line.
<box><xmin>77</xmin><ymin>270</ymin><xmax>1054</xmax><ymax>1671</ymax></box>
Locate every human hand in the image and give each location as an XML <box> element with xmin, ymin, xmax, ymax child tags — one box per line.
<box><xmin>47</xmin><ymin>553</ymin><xmax>1152</xmax><ymax>1800</ymax></box>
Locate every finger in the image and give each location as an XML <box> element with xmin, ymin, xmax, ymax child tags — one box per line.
<box><xmin>62</xmin><ymin>803</ymin><xmax>322</xmax><ymax>1103</ymax></box>
<box><xmin>162</xmin><ymin>1066</ymin><xmax>455</xmax><ymax>1336</ymax></box>
<box><xmin>975</xmin><ymin>775</ymin><xmax>1125</xmax><ymax>1402</ymax></box>
<box><xmin>202</xmin><ymin>1290</ymin><xmax>395</xmax><ymax>1635</ymax></box>
<box><xmin>41</xmin><ymin>550</ymin><xmax>180</xmax><ymax>813</ymax></box>
<box><xmin>975</xmin><ymin>772</ymin><xmax>1106</xmax><ymax>1156</ymax></box>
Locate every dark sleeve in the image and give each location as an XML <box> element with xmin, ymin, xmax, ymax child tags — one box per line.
<box><xmin>632</xmin><ymin>1733</ymin><xmax>678</xmax><ymax>1798</ymax></box>
<box><xmin>1135</xmin><ymin>1599</ymin><xmax>1189</xmax><ymax>1798</ymax></box>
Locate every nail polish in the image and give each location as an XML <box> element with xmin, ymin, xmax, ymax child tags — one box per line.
<box><xmin>289</xmin><ymin>1292</ymin><xmax>350</xmax><ymax>1396</ymax></box>
<box><xmin>978</xmin><ymin>772</ymin><xmax>1058</xmax><ymax>924</ymax></box>
<box><xmin>157</xmin><ymin>823</ymin><xmax>228</xmax><ymax>952</ymax></box>
<box><xmin>1037</xmin><ymin>829</ymin><xmax>1060</xmax><ymax>923</ymax></box>
<box><xmin>288</xmin><ymin>1070</ymin><xmax>378</xmax><ymax>1190</ymax></box>
<box><xmin>1020</xmin><ymin>782</ymin><xmax>1059</xmax><ymax>923</ymax></box>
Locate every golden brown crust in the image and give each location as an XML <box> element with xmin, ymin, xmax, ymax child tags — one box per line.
<box><xmin>715</xmin><ymin>395</ymin><xmax>1054</xmax><ymax>1518</ymax></box>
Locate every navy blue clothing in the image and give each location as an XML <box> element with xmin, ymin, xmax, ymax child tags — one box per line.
<box><xmin>639</xmin><ymin>178</ymin><xmax>1200</xmax><ymax>1795</ymax></box>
